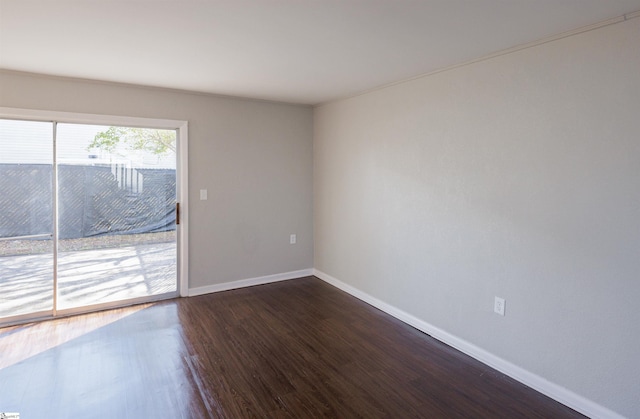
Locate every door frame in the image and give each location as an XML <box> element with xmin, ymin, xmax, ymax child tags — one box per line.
<box><xmin>0</xmin><ymin>107</ymin><xmax>189</xmax><ymax>326</ymax></box>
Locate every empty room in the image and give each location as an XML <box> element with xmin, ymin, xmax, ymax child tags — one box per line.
<box><xmin>1</xmin><ymin>1</ymin><xmax>639</xmax><ymax>418</ymax></box>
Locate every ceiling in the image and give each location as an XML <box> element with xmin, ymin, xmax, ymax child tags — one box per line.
<box><xmin>1</xmin><ymin>1</ymin><xmax>640</xmax><ymax>105</ymax></box>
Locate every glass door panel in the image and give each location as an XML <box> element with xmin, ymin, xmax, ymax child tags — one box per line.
<box><xmin>56</xmin><ymin>123</ymin><xmax>177</xmax><ymax>310</ymax></box>
<box><xmin>0</xmin><ymin>119</ymin><xmax>54</xmax><ymax>320</ymax></box>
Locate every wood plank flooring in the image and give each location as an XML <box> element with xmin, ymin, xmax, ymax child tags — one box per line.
<box><xmin>0</xmin><ymin>276</ymin><xmax>584</xmax><ymax>418</ymax></box>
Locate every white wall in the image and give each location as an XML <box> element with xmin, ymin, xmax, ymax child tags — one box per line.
<box><xmin>0</xmin><ymin>71</ymin><xmax>314</xmax><ymax>288</ymax></box>
<box><xmin>314</xmin><ymin>17</ymin><xmax>640</xmax><ymax>419</ymax></box>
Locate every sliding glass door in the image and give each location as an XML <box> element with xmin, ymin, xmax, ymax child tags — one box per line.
<box><xmin>0</xmin><ymin>120</ymin><xmax>54</xmax><ymax>320</ymax></box>
<box><xmin>0</xmin><ymin>117</ymin><xmax>181</xmax><ymax>324</ymax></box>
<box><xmin>56</xmin><ymin>123</ymin><xmax>178</xmax><ymax>311</ymax></box>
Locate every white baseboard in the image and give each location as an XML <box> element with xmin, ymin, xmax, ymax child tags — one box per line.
<box><xmin>188</xmin><ymin>268</ymin><xmax>313</xmax><ymax>297</ymax></box>
<box><xmin>312</xmin><ymin>269</ymin><xmax>624</xmax><ymax>419</ymax></box>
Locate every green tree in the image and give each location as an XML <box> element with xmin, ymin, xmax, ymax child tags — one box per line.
<box><xmin>88</xmin><ymin>126</ymin><xmax>176</xmax><ymax>156</ymax></box>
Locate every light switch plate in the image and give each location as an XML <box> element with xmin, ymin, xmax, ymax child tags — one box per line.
<box><xmin>200</xmin><ymin>189</ymin><xmax>208</xmax><ymax>200</ymax></box>
<box><xmin>494</xmin><ymin>296</ymin><xmax>505</xmax><ymax>316</ymax></box>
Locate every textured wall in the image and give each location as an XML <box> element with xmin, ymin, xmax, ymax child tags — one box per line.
<box><xmin>0</xmin><ymin>71</ymin><xmax>313</xmax><ymax>287</ymax></box>
<box><xmin>314</xmin><ymin>17</ymin><xmax>640</xmax><ymax>418</ymax></box>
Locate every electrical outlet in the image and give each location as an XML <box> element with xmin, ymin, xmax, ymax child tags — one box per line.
<box><xmin>494</xmin><ymin>297</ymin><xmax>505</xmax><ymax>316</ymax></box>
<box><xmin>290</xmin><ymin>234</ymin><xmax>296</xmax><ymax>244</ymax></box>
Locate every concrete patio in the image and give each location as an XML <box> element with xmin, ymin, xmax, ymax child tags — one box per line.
<box><xmin>0</xmin><ymin>242</ymin><xmax>176</xmax><ymax>319</ymax></box>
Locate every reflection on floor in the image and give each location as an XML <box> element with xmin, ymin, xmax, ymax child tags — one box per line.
<box><xmin>0</xmin><ymin>242</ymin><xmax>176</xmax><ymax>319</ymax></box>
<box><xmin>0</xmin><ymin>278</ymin><xmax>585</xmax><ymax>418</ymax></box>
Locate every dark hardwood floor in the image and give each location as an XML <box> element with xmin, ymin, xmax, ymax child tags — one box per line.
<box><xmin>0</xmin><ymin>276</ymin><xmax>584</xmax><ymax>418</ymax></box>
